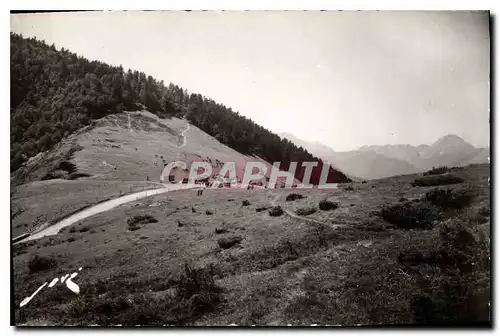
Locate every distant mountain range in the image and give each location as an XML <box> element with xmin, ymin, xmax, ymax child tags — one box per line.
<box><xmin>279</xmin><ymin>133</ymin><xmax>489</xmax><ymax>180</ymax></box>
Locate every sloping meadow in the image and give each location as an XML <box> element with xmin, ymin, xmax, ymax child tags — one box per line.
<box><xmin>13</xmin><ymin>164</ymin><xmax>490</xmax><ymax>325</ymax></box>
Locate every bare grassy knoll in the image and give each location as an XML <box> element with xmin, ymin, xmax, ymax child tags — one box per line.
<box><xmin>11</xmin><ymin>111</ymin><xmax>298</xmax><ymax>238</ymax></box>
<box><xmin>13</xmin><ymin>111</ymin><xmax>255</xmax><ymax>183</ymax></box>
<box><xmin>14</xmin><ymin>111</ymin><xmax>296</xmax><ymax>185</ymax></box>
<box><xmin>13</xmin><ymin>164</ymin><xmax>490</xmax><ymax>326</ymax></box>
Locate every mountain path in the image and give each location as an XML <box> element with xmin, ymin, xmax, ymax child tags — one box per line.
<box><xmin>180</xmin><ymin>124</ymin><xmax>190</xmax><ymax>147</ymax></box>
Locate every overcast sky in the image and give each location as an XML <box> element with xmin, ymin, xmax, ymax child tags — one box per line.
<box><xmin>11</xmin><ymin>11</ymin><xmax>490</xmax><ymax>151</ymax></box>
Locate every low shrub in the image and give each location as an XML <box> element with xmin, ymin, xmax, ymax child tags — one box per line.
<box><xmin>205</xmin><ymin>210</ymin><xmax>213</xmax><ymax>215</ymax></box>
<box><xmin>127</xmin><ymin>214</ymin><xmax>158</xmax><ymax>228</ymax></box>
<box><xmin>42</xmin><ymin>170</ymin><xmax>67</xmax><ymax>180</ymax></box>
<box><xmin>411</xmin><ymin>174</ymin><xmax>464</xmax><ymax>187</ymax></box>
<box><xmin>286</xmin><ymin>193</ymin><xmax>305</xmax><ymax>201</ymax></box>
<box><xmin>296</xmin><ymin>207</ymin><xmax>317</xmax><ymax>216</ymax></box>
<box><xmin>175</xmin><ymin>264</ymin><xmax>222</xmax><ymax>309</ymax></box>
<box><xmin>217</xmin><ymin>236</ymin><xmax>243</xmax><ymax>249</ymax></box>
<box><xmin>242</xmin><ymin>200</ymin><xmax>250</xmax><ymax>206</ymax></box>
<box><xmin>381</xmin><ymin>201</ymin><xmax>438</xmax><ymax>230</ymax></box>
<box><xmin>319</xmin><ymin>200</ymin><xmax>338</xmax><ymax>211</ymax></box>
<box><xmin>425</xmin><ymin>188</ymin><xmax>474</xmax><ymax>210</ymax></box>
<box><xmin>478</xmin><ymin>205</ymin><xmax>490</xmax><ymax>217</ymax></box>
<box><xmin>424</xmin><ymin>166</ymin><xmax>450</xmax><ymax>176</ymax></box>
<box><xmin>437</xmin><ymin>222</ymin><xmax>488</xmax><ymax>274</ymax></box>
<box><xmin>28</xmin><ymin>255</ymin><xmax>57</xmax><ymax>274</ymax></box>
<box><xmin>410</xmin><ymin>221</ymin><xmax>491</xmax><ymax>324</ymax></box>
<box><xmin>269</xmin><ymin>206</ymin><xmax>284</xmax><ymax>217</ymax></box>
<box><xmin>215</xmin><ymin>228</ymin><xmax>229</xmax><ymax>234</ymax></box>
<box><xmin>58</xmin><ymin>160</ymin><xmax>78</xmax><ymax>174</ymax></box>
<box><xmin>68</xmin><ymin>172</ymin><xmax>92</xmax><ymax>180</ymax></box>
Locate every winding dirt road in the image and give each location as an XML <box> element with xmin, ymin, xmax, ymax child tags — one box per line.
<box><xmin>17</xmin><ymin>183</ymin><xmax>197</xmax><ymax>244</ymax></box>
<box><xmin>16</xmin><ymin>122</ymin><xmax>196</xmax><ymax>244</ymax></box>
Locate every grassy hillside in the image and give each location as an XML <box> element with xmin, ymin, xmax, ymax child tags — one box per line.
<box><xmin>11</xmin><ymin>33</ymin><xmax>350</xmax><ymax>184</ymax></box>
<box><xmin>11</xmin><ymin>111</ymin><xmax>304</xmax><ymax>237</ymax></box>
<box><xmin>13</xmin><ymin>164</ymin><xmax>490</xmax><ymax>326</ymax></box>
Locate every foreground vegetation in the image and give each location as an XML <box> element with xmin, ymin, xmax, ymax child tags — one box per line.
<box><xmin>13</xmin><ymin>164</ymin><xmax>490</xmax><ymax>326</ymax></box>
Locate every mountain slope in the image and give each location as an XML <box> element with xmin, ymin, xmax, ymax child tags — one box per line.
<box><xmin>329</xmin><ymin>151</ymin><xmax>421</xmax><ymax>180</ymax></box>
<box><xmin>280</xmin><ymin>132</ymin><xmax>337</xmax><ymax>160</ymax></box>
<box><xmin>10</xmin><ymin>33</ymin><xmax>350</xmax><ymax>184</ymax></box>
<box><xmin>418</xmin><ymin>134</ymin><xmax>479</xmax><ymax>168</ymax></box>
<box><xmin>463</xmin><ymin>147</ymin><xmax>490</xmax><ymax>165</ymax></box>
<box><xmin>12</xmin><ymin>111</ymin><xmax>302</xmax><ymax>186</ymax></box>
<box><xmin>11</xmin><ymin>111</ymin><xmax>304</xmax><ymax>237</ymax></box>
<box><xmin>358</xmin><ymin>144</ymin><xmax>423</xmax><ymax>168</ymax></box>
<box><xmin>280</xmin><ymin>133</ymin><xmax>420</xmax><ymax>180</ymax></box>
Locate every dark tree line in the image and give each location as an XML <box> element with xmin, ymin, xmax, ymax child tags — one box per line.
<box><xmin>11</xmin><ymin>33</ymin><xmax>350</xmax><ymax>183</ymax></box>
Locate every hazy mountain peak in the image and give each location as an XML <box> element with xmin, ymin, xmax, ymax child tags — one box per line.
<box><xmin>429</xmin><ymin>134</ymin><xmax>475</xmax><ymax>153</ymax></box>
<box><xmin>278</xmin><ymin>132</ymin><xmax>487</xmax><ymax>180</ymax></box>
<box><xmin>433</xmin><ymin>134</ymin><xmax>469</xmax><ymax>145</ymax></box>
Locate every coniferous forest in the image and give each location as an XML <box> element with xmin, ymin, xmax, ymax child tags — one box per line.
<box><xmin>11</xmin><ymin>33</ymin><xmax>350</xmax><ymax>184</ymax></box>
